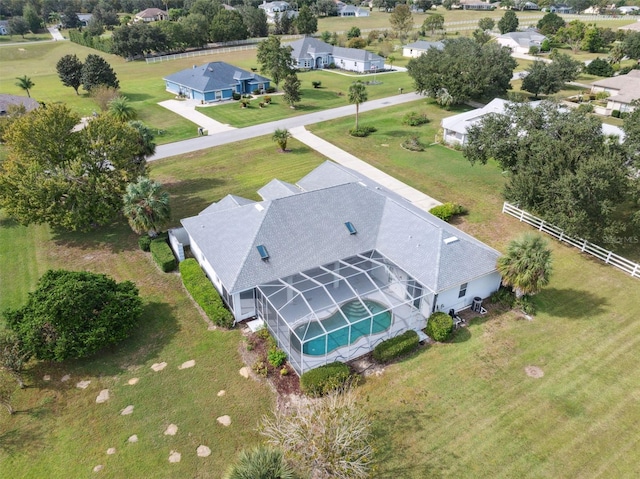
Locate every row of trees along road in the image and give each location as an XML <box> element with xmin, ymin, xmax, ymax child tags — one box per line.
<box><xmin>463</xmin><ymin>101</ymin><xmax>640</xmax><ymax>243</ymax></box>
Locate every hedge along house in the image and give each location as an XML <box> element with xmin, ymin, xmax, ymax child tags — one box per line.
<box><xmin>172</xmin><ymin>162</ymin><xmax>501</xmax><ymax>374</ymax></box>
<box><xmin>163</xmin><ymin>62</ymin><xmax>271</xmax><ymax>102</ymax></box>
<box><xmin>286</xmin><ymin>37</ymin><xmax>385</xmax><ymax>72</ymax></box>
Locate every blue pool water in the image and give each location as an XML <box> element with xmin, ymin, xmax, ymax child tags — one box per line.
<box><xmin>291</xmin><ymin>299</ymin><xmax>392</xmax><ymax>356</ymax></box>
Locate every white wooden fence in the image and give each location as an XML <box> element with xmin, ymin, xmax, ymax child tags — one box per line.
<box><xmin>502</xmin><ymin>202</ymin><xmax>640</xmax><ymax>279</ymax></box>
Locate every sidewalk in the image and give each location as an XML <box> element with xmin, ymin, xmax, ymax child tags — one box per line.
<box><xmin>290</xmin><ymin>126</ymin><xmax>441</xmax><ymax>212</ymax></box>
<box><xmin>47</xmin><ymin>26</ymin><xmax>65</xmax><ymax>41</ymax></box>
<box><xmin>158</xmin><ymin>99</ymin><xmax>236</xmax><ymax>135</ymax></box>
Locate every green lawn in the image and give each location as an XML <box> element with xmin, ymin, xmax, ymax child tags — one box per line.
<box><xmin>0</xmin><ymin>33</ymin><xmax>53</xmax><ymax>43</ymax></box>
<box><xmin>0</xmin><ymin>137</ymin><xmax>326</xmax><ymax>478</ymax></box>
<box><xmin>309</xmin><ymin>103</ymin><xmax>640</xmax><ymax>478</ymax></box>
<box><xmin>196</xmin><ymin>70</ymin><xmax>412</xmax><ymax>127</ymax></box>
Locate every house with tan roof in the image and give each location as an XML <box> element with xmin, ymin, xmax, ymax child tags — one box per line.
<box><xmin>134</xmin><ymin>8</ymin><xmax>168</xmax><ymax>22</ymax></box>
<box><xmin>591</xmin><ymin>70</ymin><xmax>640</xmax><ymax>115</ymax></box>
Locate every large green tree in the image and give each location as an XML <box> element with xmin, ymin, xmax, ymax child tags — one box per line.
<box><xmin>0</xmin><ymin>104</ymin><xmax>149</xmax><ymax>231</ymax></box>
<box><xmin>497</xmin><ymin>10</ymin><xmax>518</xmax><ymax>34</ymax></box>
<box><xmin>536</xmin><ymin>12</ymin><xmax>565</xmax><ymax>35</ymax></box>
<box><xmin>239</xmin><ymin>6</ymin><xmax>268</xmax><ymax>38</ymax></box>
<box><xmin>210</xmin><ymin>10</ymin><xmax>249</xmax><ymax>43</ymax></box>
<box><xmin>23</xmin><ymin>4</ymin><xmax>42</xmax><ymax>33</ymax></box>
<box><xmin>463</xmin><ymin>101</ymin><xmax>632</xmax><ymax>241</ymax></box>
<box><xmin>295</xmin><ymin>5</ymin><xmax>317</xmax><ymax>35</ymax></box>
<box><xmin>422</xmin><ymin>14</ymin><xmax>444</xmax><ymax>35</ymax></box>
<box><xmin>123</xmin><ymin>176</ymin><xmax>171</xmax><ymax>236</ymax></box>
<box><xmin>557</xmin><ymin>20</ymin><xmax>586</xmax><ymax>54</ymax></box>
<box><xmin>497</xmin><ymin>234</ymin><xmax>553</xmax><ymax>298</ymax></box>
<box><xmin>4</xmin><ymin>270</ymin><xmax>143</xmax><ymax>362</ymax></box>
<box><xmin>81</xmin><ymin>54</ymin><xmax>119</xmax><ymax>92</ymax></box>
<box><xmin>56</xmin><ymin>54</ymin><xmax>84</xmax><ymax>95</ymax></box>
<box><xmin>8</xmin><ymin>17</ymin><xmax>30</xmax><ymax>38</ymax></box>
<box><xmin>478</xmin><ymin>17</ymin><xmax>495</xmax><ymax>32</ymax></box>
<box><xmin>257</xmin><ymin>36</ymin><xmax>294</xmax><ymax>87</ymax></box>
<box><xmin>389</xmin><ymin>4</ymin><xmax>413</xmax><ymax>39</ymax></box>
<box><xmin>623</xmin><ymin>31</ymin><xmax>640</xmax><ymax>60</ymax></box>
<box><xmin>407</xmin><ymin>38</ymin><xmax>517</xmax><ymax>105</ymax></box>
<box><xmin>521</xmin><ymin>55</ymin><xmax>581</xmax><ymax>98</ymax></box>
<box><xmin>348</xmin><ymin>81</ymin><xmax>368</xmax><ymax>130</ymax></box>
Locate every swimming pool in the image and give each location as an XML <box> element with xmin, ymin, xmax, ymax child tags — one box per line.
<box><xmin>291</xmin><ymin>299</ymin><xmax>392</xmax><ymax>356</ymax></box>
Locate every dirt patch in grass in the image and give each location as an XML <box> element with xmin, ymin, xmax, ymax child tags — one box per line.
<box><xmin>238</xmin><ymin>326</ymin><xmax>302</xmax><ymax>411</ymax></box>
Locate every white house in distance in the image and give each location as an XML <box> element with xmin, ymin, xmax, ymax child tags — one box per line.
<box><xmin>496</xmin><ymin>31</ymin><xmax>547</xmax><ymax>54</ymax></box>
<box><xmin>441</xmin><ymin>98</ymin><xmax>626</xmax><ymax>146</ymax></box>
<box><xmin>402</xmin><ymin>40</ymin><xmax>444</xmax><ymax>58</ymax></box>
<box><xmin>337</xmin><ymin>2</ymin><xmax>370</xmax><ymax>16</ymax></box>
<box><xmin>286</xmin><ymin>37</ymin><xmax>385</xmax><ymax>72</ymax></box>
<box><xmin>170</xmin><ymin>161</ymin><xmax>502</xmax><ymax>375</ymax></box>
<box><xmin>0</xmin><ymin>20</ymin><xmax>9</xmax><ymax>35</ymax></box>
<box><xmin>591</xmin><ymin>70</ymin><xmax>640</xmax><ymax>115</ymax></box>
<box><xmin>134</xmin><ymin>8</ymin><xmax>169</xmax><ymax>22</ymax></box>
<box><xmin>259</xmin><ymin>1</ymin><xmax>298</xmax><ymax>23</ymax></box>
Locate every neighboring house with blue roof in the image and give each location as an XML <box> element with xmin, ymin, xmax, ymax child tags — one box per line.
<box><xmin>163</xmin><ymin>62</ymin><xmax>271</xmax><ymax>102</ymax></box>
<box><xmin>171</xmin><ymin>161</ymin><xmax>501</xmax><ymax>374</ymax></box>
<box><xmin>402</xmin><ymin>40</ymin><xmax>444</xmax><ymax>58</ymax></box>
<box><xmin>286</xmin><ymin>37</ymin><xmax>385</xmax><ymax>72</ymax></box>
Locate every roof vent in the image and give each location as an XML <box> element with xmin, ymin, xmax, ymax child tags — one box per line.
<box><xmin>256</xmin><ymin>245</ymin><xmax>269</xmax><ymax>260</ymax></box>
<box><xmin>444</xmin><ymin>236</ymin><xmax>459</xmax><ymax>245</ymax></box>
<box><xmin>344</xmin><ymin>222</ymin><xmax>357</xmax><ymax>235</ymax></box>
<box><xmin>255</xmin><ymin>204</ymin><xmax>264</xmax><ymax>212</ymax></box>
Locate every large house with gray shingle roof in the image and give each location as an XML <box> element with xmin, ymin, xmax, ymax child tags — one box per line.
<box><xmin>591</xmin><ymin>70</ymin><xmax>640</xmax><ymax>115</ymax></box>
<box><xmin>163</xmin><ymin>62</ymin><xmax>271</xmax><ymax>102</ymax></box>
<box><xmin>171</xmin><ymin>161</ymin><xmax>501</xmax><ymax>374</ymax></box>
<box><xmin>286</xmin><ymin>37</ymin><xmax>385</xmax><ymax>72</ymax></box>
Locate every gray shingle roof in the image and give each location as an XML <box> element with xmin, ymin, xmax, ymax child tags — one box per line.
<box><xmin>403</xmin><ymin>41</ymin><xmax>445</xmax><ymax>51</ymax></box>
<box><xmin>182</xmin><ymin>161</ymin><xmax>500</xmax><ymax>295</ymax></box>
<box><xmin>258</xmin><ymin>179</ymin><xmax>300</xmax><ymax>200</ymax></box>
<box><xmin>0</xmin><ymin>94</ymin><xmax>39</xmax><ymax>115</ymax></box>
<box><xmin>286</xmin><ymin>37</ymin><xmax>383</xmax><ymax>64</ymax></box>
<box><xmin>163</xmin><ymin>62</ymin><xmax>270</xmax><ymax>93</ymax></box>
<box><xmin>199</xmin><ymin>194</ymin><xmax>255</xmax><ymax>215</ymax></box>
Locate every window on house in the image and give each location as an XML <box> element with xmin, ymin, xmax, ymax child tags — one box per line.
<box><xmin>458</xmin><ymin>283</ymin><xmax>467</xmax><ymax>298</ymax></box>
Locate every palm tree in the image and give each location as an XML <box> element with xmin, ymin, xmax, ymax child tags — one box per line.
<box><xmin>348</xmin><ymin>81</ymin><xmax>368</xmax><ymax>131</ymax></box>
<box><xmin>225</xmin><ymin>446</ymin><xmax>297</xmax><ymax>479</ymax></box>
<box><xmin>497</xmin><ymin>233</ymin><xmax>553</xmax><ymax>298</ymax></box>
<box><xmin>122</xmin><ymin>176</ymin><xmax>171</xmax><ymax>236</ymax></box>
<box><xmin>272</xmin><ymin>128</ymin><xmax>292</xmax><ymax>152</ymax></box>
<box><xmin>109</xmin><ymin>96</ymin><xmax>137</xmax><ymax>122</ymax></box>
<box><xmin>15</xmin><ymin>75</ymin><xmax>34</xmax><ymax>98</ymax></box>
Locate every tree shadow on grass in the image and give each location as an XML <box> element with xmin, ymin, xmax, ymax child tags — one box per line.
<box><xmin>164</xmin><ymin>176</ymin><xmax>227</xmax><ymax>219</ymax></box>
<box><xmin>0</xmin><ymin>426</ymin><xmax>44</xmax><ymax>455</ymax></box>
<box><xmin>122</xmin><ymin>92</ymin><xmax>153</xmax><ymax>102</ymax></box>
<box><xmin>50</xmin><ymin>222</ymin><xmax>137</xmax><ymax>254</ymax></box>
<box><xmin>27</xmin><ymin>301</ymin><xmax>180</xmax><ymax>384</ymax></box>
<box><xmin>535</xmin><ymin>288</ymin><xmax>608</xmax><ymax>319</ymax></box>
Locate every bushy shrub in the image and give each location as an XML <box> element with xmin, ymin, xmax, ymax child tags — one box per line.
<box><xmin>401</xmin><ymin>136</ymin><xmax>426</xmax><ymax>152</ymax></box>
<box><xmin>347</xmin><ymin>37</ymin><xmax>367</xmax><ymax>49</ymax></box>
<box><xmin>577</xmin><ymin>103</ymin><xmax>594</xmax><ymax>113</ymax></box>
<box><xmin>612</xmin><ymin>109</ymin><xmax>621</xmax><ymax>118</ymax></box>
<box><xmin>402</xmin><ymin>111</ymin><xmax>430</xmax><ymax>126</ymax></box>
<box><xmin>240</xmin><ymin>99</ymin><xmax>250</xmax><ymax>108</ymax></box>
<box><xmin>138</xmin><ymin>235</ymin><xmax>152</xmax><ymax>251</ymax></box>
<box><xmin>425</xmin><ymin>312</ymin><xmax>453</xmax><ymax>342</ymax></box>
<box><xmin>300</xmin><ymin>362</ymin><xmax>352</xmax><ymax>397</ymax></box>
<box><xmin>179</xmin><ymin>258</ymin><xmax>234</xmax><ymax>328</ymax></box>
<box><xmin>312</xmin><ymin>81</ymin><xmax>322</xmax><ymax>88</ymax></box>
<box><xmin>150</xmin><ymin>238</ymin><xmax>176</xmax><ymax>272</ymax></box>
<box><xmin>585</xmin><ymin>57</ymin><xmax>614</xmax><ymax>77</ymax></box>
<box><xmin>232</xmin><ymin>92</ymin><xmax>241</xmax><ymax>100</ymax></box>
<box><xmin>264</xmin><ymin>95</ymin><xmax>272</xmax><ymax>103</ymax></box>
<box><xmin>253</xmin><ymin>359</ymin><xmax>268</xmax><ymax>377</ymax></box>
<box><xmin>490</xmin><ymin>287</ymin><xmax>515</xmax><ymax>308</ymax></box>
<box><xmin>267</xmin><ymin>347</ymin><xmax>287</xmax><ymax>368</ymax></box>
<box><xmin>429</xmin><ymin>202</ymin><xmax>467</xmax><ymax>222</ymax></box>
<box><xmin>372</xmin><ymin>330</ymin><xmax>419</xmax><ymax>363</ymax></box>
<box><xmin>349</xmin><ymin>126</ymin><xmax>377</xmax><ymax>137</ymax></box>
<box><xmin>516</xmin><ymin>295</ymin><xmax>536</xmax><ymax>315</ymax></box>
<box><xmin>266</xmin><ymin>86</ymin><xmax>277</xmax><ymax>93</ymax></box>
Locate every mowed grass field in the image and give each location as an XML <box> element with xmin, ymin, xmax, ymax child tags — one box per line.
<box><xmin>309</xmin><ymin>102</ymin><xmax>640</xmax><ymax>477</ymax></box>
<box><xmin>0</xmin><ymin>138</ymin><xmax>326</xmax><ymax>478</ymax></box>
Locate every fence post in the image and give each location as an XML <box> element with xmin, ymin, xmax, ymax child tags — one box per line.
<box><xmin>633</xmin><ymin>264</ymin><xmax>639</xmax><ymax>278</ymax></box>
<box><xmin>539</xmin><ymin>220</ymin><xmax>544</xmax><ymax>231</ymax></box>
<box><xmin>581</xmin><ymin>239</ymin><xmax>588</xmax><ymax>252</ymax></box>
<box><xmin>605</xmin><ymin>252</ymin><xmax>611</xmax><ymax>264</ymax></box>
<box><xmin>519</xmin><ymin>208</ymin><xmax>525</xmax><ymax>222</ymax></box>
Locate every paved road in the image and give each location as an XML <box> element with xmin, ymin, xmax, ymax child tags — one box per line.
<box><xmin>151</xmin><ymin>92</ymin><xmax>424</xmax><ymax>161</ymax></box>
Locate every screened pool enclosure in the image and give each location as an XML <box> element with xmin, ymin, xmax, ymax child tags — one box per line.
<box><xmin>255</xmin><ymin>250</ymin><xmax>432</xmax><ymax>375</ymax></box>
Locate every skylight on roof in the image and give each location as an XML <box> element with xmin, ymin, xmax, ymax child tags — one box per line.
<box><xmin>344</xmin><ymin>222</ymin><xmax>357</xmax><ymax>235</ymax></box>
<box><xmin>256</xmin><ymin>245</ymin><xmax>269</xmax><ymax>260</ymax></box>
<box><xmin>444</xmin><ymin>236</ymin><xmax>459</xmax><ymax>245</ymax></box>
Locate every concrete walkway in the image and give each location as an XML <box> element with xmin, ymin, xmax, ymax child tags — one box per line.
<box><xmin>47</xmin><ymin>27</ymin><xmax>65</xmax><ymax>41</ymax></box>
<box><xmin>158</xmin><ymin>99</ymin><xmax>235</xmax><ymax>135</ymax></box>
<box><xmin>290</xmin><ymin>126</ymin><xmax>441</xmax><ymax>212</ymax></box>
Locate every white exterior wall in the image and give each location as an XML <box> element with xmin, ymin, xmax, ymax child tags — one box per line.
<box><xmin>443</xmin><ymin>128</ymin><xmax>465</xmax><ymax>145</ymax></box>
<box><xmin>189</xmin><ymin>236</ymin><xmax>224</xmax><ymax>294</ymax></box>
<box><xmin>403</xmin><ymin>47</ymin><xmax>426</xmax><ymax>58</ymax></box>
<box><xmin>433</xmin><ymin>271</ymin><xmax>501</xmax><ymax>313</ymax></box>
